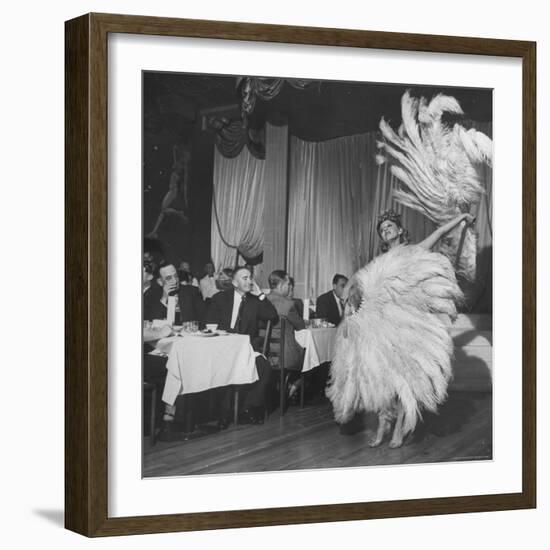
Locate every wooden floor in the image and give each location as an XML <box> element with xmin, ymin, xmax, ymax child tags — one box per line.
<box><xmin>143</xmin><ymin>391</ymin><xmax>492</xmax><ymax>478</ymax></box>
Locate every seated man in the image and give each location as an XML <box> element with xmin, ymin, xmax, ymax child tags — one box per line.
<box><xmin>267</xmin><ymin>270</ymin><xmax>306</xmax><ymax>400</ymax></box>
<box><xmin>145</xmin><ymin>262</ymin><xmax>205</xmax><ymax>434</ymax></box>
<box><xmin>316</xmin><ymin>273</ymin><xmax>348</xmax><ymax>326</ymax></box>
<box><xmin>206</xmin><ymin>266</ymin><xmax>279</xmax><ymax>426</ymax></box>
<box><xmin>143</xmin><ymin>263</ymin><xmax>176</xmax><ymax>431</ymax></box>
<box><xmin>149</xmin><ymin>262</ymin><xmax>205</xmax><ymax>325</ymax></box>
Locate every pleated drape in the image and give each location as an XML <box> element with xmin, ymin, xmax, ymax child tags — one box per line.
<box><xmin>211</xmin><ymin>143</ymin><xmax>266</xmax><ymax>270</ymax></box>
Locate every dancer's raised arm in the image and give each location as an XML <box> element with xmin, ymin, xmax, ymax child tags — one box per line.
<box><xmin>418</xmin><ymin>213</ymin><xmax>474</xmax><ymax>251</ymax></box>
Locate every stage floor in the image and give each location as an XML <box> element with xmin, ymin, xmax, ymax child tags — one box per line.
<box><xmin>143</xmin><ymin>391</ymin><xmax>492</xmax><ymax>478</ymax></box>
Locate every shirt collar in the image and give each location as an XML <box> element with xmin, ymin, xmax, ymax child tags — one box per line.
<box><xmin>234</xmin><ymin>289</ymin><xmax>245</xmax><ymax>301</ymax></box>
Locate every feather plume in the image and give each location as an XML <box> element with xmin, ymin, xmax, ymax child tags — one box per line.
<box><xmin>326</xmin><ymin>245</ymin><xmax>463</xmax><ymax>435</ymax></box>
<box><xmin>377</xmin><ymin>91</ymin><xmax>492</xmax><ymax>280</ymax></box>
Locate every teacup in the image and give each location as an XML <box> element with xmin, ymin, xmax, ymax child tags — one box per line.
<box><xmin>205</xmin><ymin>323</ymin><xmax>218</xmax><ymax>332</ymax></box>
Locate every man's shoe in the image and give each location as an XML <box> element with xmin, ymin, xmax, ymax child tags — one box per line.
<box><xmin>157</xmin><ymin>419</ymin><xmax>179</xmax><ymax>442</ymax></box>
<box><xmin>217</xmin><ymin>417</ymin><xmax>231</xmax><ymax>430</ymax></box>
<box><xmin>251</xmin><ymin>406</ymin><xmax>265</xmax><ymax>424</ymax></box>
<box><xmin>238</xmin><ymin>409</ymin><xmax>255</xmax><ymax>424</ymax></box>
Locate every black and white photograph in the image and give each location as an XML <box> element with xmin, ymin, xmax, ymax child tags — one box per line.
<box><xmin>141</xmin><ymin>71</ymin><xmax>493</xmax><ymax>478</ymax></box>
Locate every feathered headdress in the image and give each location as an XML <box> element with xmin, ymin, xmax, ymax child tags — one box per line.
<box><xmin>376</xmin><ymin>91</ymin><xmax>492</xmax><ymax>280</ymax></box>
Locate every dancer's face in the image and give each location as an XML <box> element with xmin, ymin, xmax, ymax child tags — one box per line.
<box><xmin>379</xmin><ymin>220</ymin><xmax>403</xmax><ymax>244</ymax></box>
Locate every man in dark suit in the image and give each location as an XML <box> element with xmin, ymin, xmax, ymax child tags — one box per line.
<box><xmin>148</xmin><ymin>262</ymin><xmax>205</xmax><ymax>324</ymax></box>
<box><xmin>267</xmin><ymin>270</ymin><xmax>305</xmax><ymax>372</ymax></box>
<box><xmin>206</xmin><ymin>266</ymin><xmax>279</xmax><ymax>426</ymax></box>
<box><xmin>316</xmin><ymin>273</ymin><xmax>348</xmax><ymax>326</ymax></box>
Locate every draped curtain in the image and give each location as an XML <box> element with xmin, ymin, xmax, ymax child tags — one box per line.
<box><xmin>287</xmin><ymin>123</ymin><xmax>492</xmax><ymax>311</ymax></box>
<box><xmin>210</xmin><ymin>145</ymin><xmax>266</xmax><ymax>271</ymax></box>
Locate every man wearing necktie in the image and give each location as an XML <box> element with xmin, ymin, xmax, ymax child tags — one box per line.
<box><xmin>206</xmin><ymin>266</ymin><xmax>279</xmax><ymax>426</ymax></box>
<box><xmin>147</xmin><ymin>262</ymin><xmax>205</xmax><ymax>325</ymax></box>
<box><xmin>315</xmin><ymin>273</ymin><xmax>349</xmax><ymax>326</ymax></box>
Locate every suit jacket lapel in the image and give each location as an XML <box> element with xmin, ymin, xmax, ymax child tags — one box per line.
<box><xmin>331</xmin><ymin>292</ymin><xmax>340</xmax><ymax>320</ymax></box>
<box><xmin>240</xmin><ymin>294</ymin><xmax>253</xmax><ymax>333</ymax></box>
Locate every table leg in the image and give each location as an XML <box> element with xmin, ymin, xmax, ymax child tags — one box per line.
<box><xmin>183</xmin><ymin>395</ymin><xmax>194</xmax><ymax>433</ymax></box>
<box><xmin>233</xmin><ymin>389</ymin><xmax>239</xmax><ymax>425</ymax></box>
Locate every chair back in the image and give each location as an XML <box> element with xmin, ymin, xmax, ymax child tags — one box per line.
<box><xmin>261</xmin><ymin>319</ymin><xmax>273</xmax><ymax>357</ymax></box>
<box><xmin>263</xmin><ymin>317</ymin><xmax>287</xmax><ymax>370</ymax></box>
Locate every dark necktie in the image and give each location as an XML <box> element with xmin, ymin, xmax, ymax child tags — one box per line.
<box><xmin>235</xmin><ymin>294</ymin><xmax>246</xmax><ymax>333</ymax></box>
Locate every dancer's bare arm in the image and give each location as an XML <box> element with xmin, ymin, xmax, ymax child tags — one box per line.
<box><xmin>418</xmin><ymin>213</ymin><xmax>474</xmax><ymax>250</ymax></box>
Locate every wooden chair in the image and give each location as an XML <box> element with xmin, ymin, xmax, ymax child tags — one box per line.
<box><xmin>262</xmin><ymin>317</ymin><xmax>305</xmax><ymax>416</ymax></box>
<box><xmin>262</xmin><ymin>319</ymin><xmax>287</xmax><ymax>415</ymax></box>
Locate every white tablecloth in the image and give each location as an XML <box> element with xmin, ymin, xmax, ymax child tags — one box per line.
<box><xmin>157</xmin><ymin>333</ymin><xmax>258</xmax><ymax>405</ymax></box>
<box><xmin>294</xmin><ymin>327</ymin><xmax>337</xmax><ymax>373</ymax></box>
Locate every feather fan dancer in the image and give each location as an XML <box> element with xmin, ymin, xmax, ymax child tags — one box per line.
<box><xmin>327</xmin><ymin>91</ymin><xmax>491</xmax><ymax>448</ymax></box>
<box><xmin>327</xmin><ymin>210</ymin><xmax>469</xmax><ymax>447</ymax></box>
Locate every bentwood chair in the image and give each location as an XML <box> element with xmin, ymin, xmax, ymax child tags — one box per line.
<box><xmin>262</xmin><ymin>317</ymin><xmax>306</xmax><ymax>416</ymax></box>
<box><xmin>262</xmin><ymin>319</ymin><xmax>287</xmax><ymax>414</ymax></box>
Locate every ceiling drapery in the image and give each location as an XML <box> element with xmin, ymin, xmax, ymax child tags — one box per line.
<box><xmin>207</xmin><ymin>78</ymin><xmax>314</xmax><ymax>160</ymax></box>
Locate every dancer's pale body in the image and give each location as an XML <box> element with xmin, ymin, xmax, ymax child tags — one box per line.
<box><xmin>369</xmin><ymin>213</ymin><xmax>473</xmax><ymax>448</ymax></box>
<box><xmin>331</xmin><ymin>91</ymin><xmax>491</xmax><ymax>449</ymax></box>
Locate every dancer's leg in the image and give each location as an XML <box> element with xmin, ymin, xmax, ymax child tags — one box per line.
<box><xmin>369</xmin><ymin>409</ymin><xmax>392</xmax><ymax>447</ymax></box>
<box><xmin>389</xmin><ymin>400</ymin><xmax>406</xmax><ymax>448</ymax></box>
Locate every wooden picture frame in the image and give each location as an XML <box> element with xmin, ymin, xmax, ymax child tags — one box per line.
<box><xmin>65</xmin><ymin>12</ymin><xmax>536</xmax><ymax>537</ymax></box>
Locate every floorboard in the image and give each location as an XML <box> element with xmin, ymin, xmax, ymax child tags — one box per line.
<box><xmin>143</xmin><ymin>391</ymin><xmax>492</xmax><ymax>478</ymax></box>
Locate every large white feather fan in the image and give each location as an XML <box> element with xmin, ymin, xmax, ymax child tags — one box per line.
<box><xmin>376</xmin><ymin>91</ymin><xmax>492</xmax><ymax>280</ymax></box>
<box><xmin>326</xmin><ymin>244</ymin><xmax>463</xmax><ymax>435</ymax></box>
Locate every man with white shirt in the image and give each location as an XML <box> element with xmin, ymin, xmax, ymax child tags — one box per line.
<box><xmin>315</xmin><ymin>273</ymin><xmax>349</xmax><ymax>326</ymax></box>
<box><xmin>199</xmin><ymin>262</ymin><xmax>219</xmax><ymax>301</ymax></box>
<box><xmin>149</xmin><ymin>262</ymin><xmax>204</xmax><ymax>324</ymax></box>
<box><xmin>206</xmin><ymin>266</ymin><xmax>279</xmax><ymax>426</ymax></box>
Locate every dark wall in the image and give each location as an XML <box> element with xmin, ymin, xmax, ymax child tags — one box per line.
<box><xmin>143</xmin><ymin>118</ymin><xmax>215</xmax><ymax>278</ymax></box>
